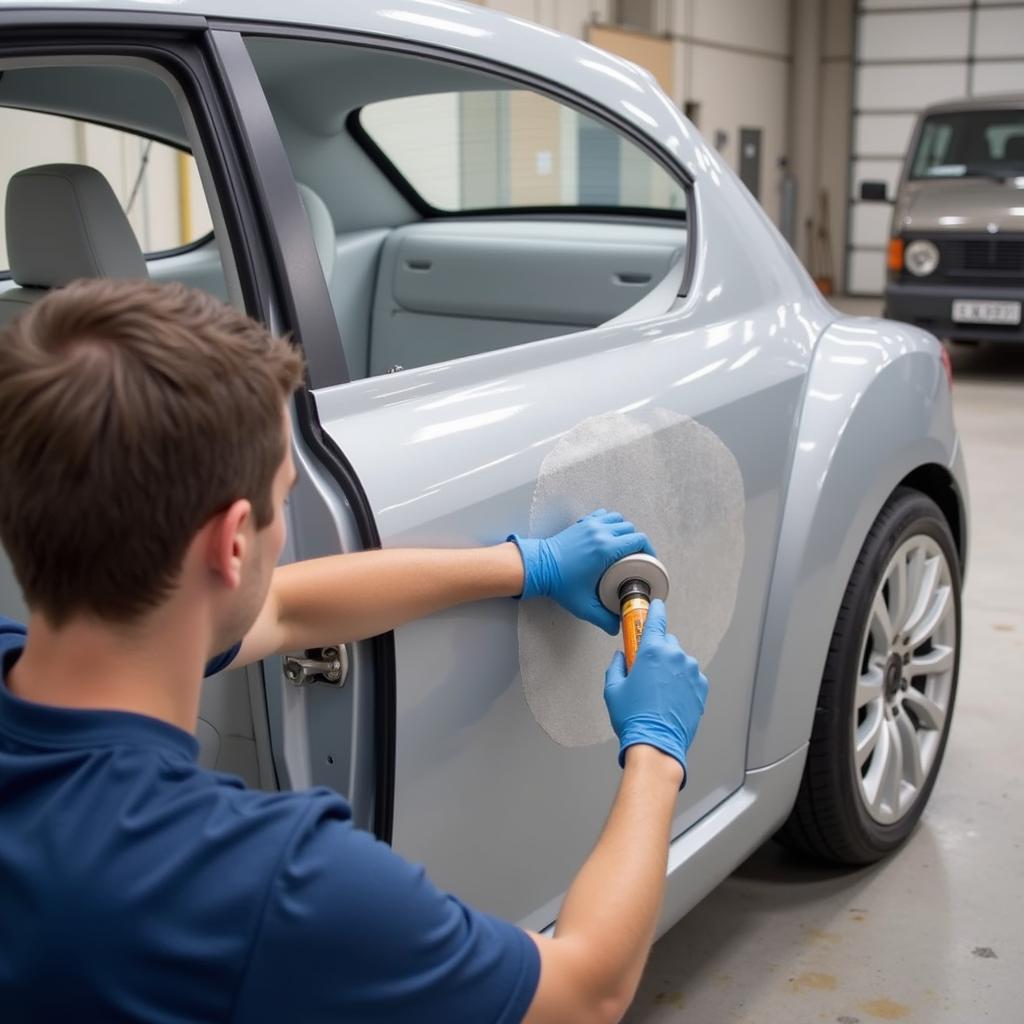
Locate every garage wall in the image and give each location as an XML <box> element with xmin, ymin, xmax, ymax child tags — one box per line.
<box><xmin>482</xmin><ymin>0</ymin><xmax>794</xmax><ymax>227</ymax></box>
<box><xmin>670</xmin><ymin>0</ymin><xmax>793</xmax><ymax>226</ymax></box>
<box><xmin>817</xmin><ymin>0</ymin><xmax>855</xmax><ymax>285</ymax></box>
<box><xmin>849</xmin><ymin>0</ymin><xmax>1024</xmax><ymax>296</ymax></box>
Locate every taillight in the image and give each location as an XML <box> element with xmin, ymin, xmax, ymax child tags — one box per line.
<box><xmin>887</xmin><ymin>237</ymin><xmax>905</xmax><ymax>273</ymax></box>
<box><xmin>940</xmin><ymin>344</ymin><xmax>953</xmax><ymax>389</ymax></box>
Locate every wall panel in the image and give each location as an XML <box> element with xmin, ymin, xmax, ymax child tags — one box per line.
<box><xmin>858</xmin><ymin>10</ymin><xmax>970</xmax><ymax>61</ymax></box>
<box><xmin>975</xmin><ymin>7</ymin><xmax>1024</xmax><ymax>58</ymax></box>
<box><xmin>854</xmin><ymin>113</ymin><xmax>918</xmax><ymax>157</ymax></box>
<box><xmin>973</xmin><ymin>61</ymin><xmax>1024</xmax><ymax>95</ymax></box>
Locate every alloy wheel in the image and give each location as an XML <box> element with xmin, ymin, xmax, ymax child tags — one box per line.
<box><xmin>853</xmin><ymin>535</ymin><xmax>957</xmax><ymax>825</ymax></box>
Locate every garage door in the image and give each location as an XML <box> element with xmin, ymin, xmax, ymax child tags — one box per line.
<box><xmin>848</xmin><ymin>0</ymin><xmax>1024</xmax><ymax>295</ymax></box>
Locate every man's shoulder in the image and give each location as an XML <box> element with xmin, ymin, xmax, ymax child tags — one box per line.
<box><xmin>0</xmin><ymin>616</ymin><xmax>26</xmax><ymax>666</ymax></box>
<box><xmin>0</xmin><ymin>616</ymin><xmax>26</xmax><ymax>639</ymax></box>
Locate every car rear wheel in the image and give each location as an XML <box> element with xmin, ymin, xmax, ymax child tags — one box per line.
<box><xmin>776</xmin><ymin>487</ymin><xmax>962</xmax><ymax>864</ymax></box>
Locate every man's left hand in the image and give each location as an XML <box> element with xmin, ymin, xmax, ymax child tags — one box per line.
<box><xmin>510</xmin><ymin>509</ymin><xmax>655</xmax><ymax>635</ymax></box>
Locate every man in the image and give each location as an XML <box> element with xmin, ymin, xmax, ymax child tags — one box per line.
<box><xmin>0</xmin><ymin>279</ymin><xmax>708</xmax><ymax>1023</ymax></box>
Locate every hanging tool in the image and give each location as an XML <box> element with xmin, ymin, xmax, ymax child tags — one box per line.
<box><xmin>814</xmin><ymin>188</ymin><xmax>835</xmax><ymax>295</ymax></box>
<box><xmin>598</xmin><ymin>554</ymin><xmax>671</xmax><ymax>671</ymax></box>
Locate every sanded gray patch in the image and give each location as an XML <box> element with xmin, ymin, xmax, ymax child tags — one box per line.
<box><xmin>518</xmin><ymin>408</ymin><xmax>745</xmax><ymax>747</ymax></box>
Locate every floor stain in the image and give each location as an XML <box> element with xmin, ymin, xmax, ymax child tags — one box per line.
<box><xmin>837</xmin><ymin>1017</ymin><xmax>861</xmax><ymax>1024</ymax></box>
<box><xmin>972</xmin><ymin>946</ymin><xmax>999</xmax><ymax>959</ymax></box>
<box><xmin>810</xmin><ymin>928</ymin><xmax>843</xmax><ymax>944</ymax></box>
<box><xmin>859</xmin><ymin>997</ymin><xmax>912</xmax><ymax>1020</ymax></box>
<box><xmin>993</xmin><ymin>623</ymin><xmax>1015</xmax><ymax>631</ymax></box>
<box><xmin>852</xmin><ymin>914</ymin><xmax>866</xmax><ymax>923</ymax></box>
<box><xmin>653</xmin><ymin>990</ymin><xmax>685</xmax><ymax>1009</ymax></box>
<box><xmin>788</xmin><ymin>972</ymin><xmax>839</xmax><ymax>993</ymax></box>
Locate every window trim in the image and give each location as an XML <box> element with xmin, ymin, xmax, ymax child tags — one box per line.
<box><xmin>347</xmin><ymin>106</ymin><xmax>688</xmax><ymax>223</ymax></box>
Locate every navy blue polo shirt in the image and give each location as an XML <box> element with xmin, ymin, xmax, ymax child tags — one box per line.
<box><xmin>0</xmin><ymin>616</ymin><xmax>539</xmax><ymax>1022</ymax></box>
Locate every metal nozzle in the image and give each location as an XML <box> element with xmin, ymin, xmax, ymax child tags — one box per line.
<box><xmin>597</xmin><ymin>554</ymin><xmax>670</xmax><ymax>614</ymax></box>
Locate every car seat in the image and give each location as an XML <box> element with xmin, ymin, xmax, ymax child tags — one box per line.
<box><xmin>0</xmin><ymin>163</ymin><xmax>147</xmax><ymax>325</ymax></box>
<box><xmin>296</xmin><ymin>182</ymin><xmax>335</xmax><ymax>286</ymax></box>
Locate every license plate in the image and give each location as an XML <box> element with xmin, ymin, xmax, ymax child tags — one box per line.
<box><xmin>952</xmin><ymin>299</ymin><xmax>1022</xmax><ymax>325</ymax></box>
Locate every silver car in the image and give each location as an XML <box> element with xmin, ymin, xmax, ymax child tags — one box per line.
<box><xmin>0</xmin><ymin>0</ymin><xmax>967</xmax><ymax>939</ymax></box>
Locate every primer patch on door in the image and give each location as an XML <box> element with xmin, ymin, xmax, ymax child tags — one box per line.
<box><xmin>518</xmin><ymin>408</ymin><xmax>745</xmax><ymax>747</ymax></box>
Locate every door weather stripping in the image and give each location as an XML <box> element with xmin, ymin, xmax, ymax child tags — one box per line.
<box><xmin>283</xmin><ymin>645</ymin><xmax>349</xmax><ymax>687</ymax></box>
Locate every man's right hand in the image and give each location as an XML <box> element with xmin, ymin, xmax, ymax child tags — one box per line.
<box><xmin>603</xmin><ymin>599</ymin><xmax>708</xmax><ymax>780</ymax></box>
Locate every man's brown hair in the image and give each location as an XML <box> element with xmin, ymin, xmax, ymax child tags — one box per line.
<box><xmin>0</xmin><ymin>278</ymin><xmax>304</xmax><ymax>626</ymax></box>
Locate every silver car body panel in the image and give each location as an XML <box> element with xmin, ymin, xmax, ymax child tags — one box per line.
<box><xmin>315</xmin><ymin>284</ymin><xmax>820</xmax><ymax>924</ymax></box>
<box><xmin>747</xmin><ymin>316</ymin><xmax>964</xmax><ymax>769</ymax></box>
<box><xmin>0</xmin><ymin>0</ymin><xmax>968</xmax><ymax>934</ymax></box>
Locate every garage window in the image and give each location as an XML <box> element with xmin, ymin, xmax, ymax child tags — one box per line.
<box><xmin>358</xmin><ymin>90</ymin><xmax>686</xmax><ymax>214</ymax></box>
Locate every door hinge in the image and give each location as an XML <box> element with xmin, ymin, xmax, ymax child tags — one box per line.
<box><xmin>283</xmin><ymin>645</ymin><xmax>349</xmax><ymax>687</ymax></box>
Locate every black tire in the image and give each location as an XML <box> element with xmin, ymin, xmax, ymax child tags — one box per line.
<box><xmin>776</xmin><ymin>487</ymin><xmax>962</xmax><ymax>864</ymax></box>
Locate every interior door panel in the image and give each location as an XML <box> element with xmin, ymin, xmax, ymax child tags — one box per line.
<box><xmin>368</xmin><ymin>220</ymin><xmax>686</xmax><ymax>375</ymax></box>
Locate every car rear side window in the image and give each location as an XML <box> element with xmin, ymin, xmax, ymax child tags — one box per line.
<box><xmin>358</xmin><ymin>90</ymin><xmax>687</xmax><ymax>215</ymax></box>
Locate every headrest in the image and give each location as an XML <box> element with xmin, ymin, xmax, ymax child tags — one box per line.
<box><xmin>5</xmin><ymin>163</ymin><xmax>147</xmax><ymax>288</ymax></box>
<box><xmin>1003</xmin><ymin>135</ymin><xmax>1024</xmax><ymax>162</ymax></box>
<box><xmin>296</xmin><ymin>182</ymin><xmax>335</xmax><ymax>284</ymax></box>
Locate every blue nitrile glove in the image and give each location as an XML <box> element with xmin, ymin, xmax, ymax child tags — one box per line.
<box><xmin>603</xmin><ymin>599</ymin><xmax>708</xmax><ymax>782</ymax></box>
<box><xmin>509</xmin><ymin>509</ymin><xmax>655</xmax><ymax>635</ymax></box>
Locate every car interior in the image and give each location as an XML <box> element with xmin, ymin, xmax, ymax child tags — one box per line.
<box><xmin>0</xmin><ymin>37</ymin><xmax>689</xmax><ymax>787</ymax></box>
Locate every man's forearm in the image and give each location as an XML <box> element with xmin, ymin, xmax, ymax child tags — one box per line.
<box><xmin>558</xmin><ymin>746</ymin><xmax>681</xmax><ymax>995</ymax></box>
<box><xmin>270</xmin><ymin>544</ymin><xmax>524</xmax><ymax>652</ymax></box>
<box><xmin>526</xmin><ymin>745</ymin><xmax>683</xmax><ymax>1023</ymax></box>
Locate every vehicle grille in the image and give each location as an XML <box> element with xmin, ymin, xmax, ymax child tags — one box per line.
<box><xmin>936</xmin><ymin>236</ymin><xmax>1024</xmax><ymax>280</ymax></box>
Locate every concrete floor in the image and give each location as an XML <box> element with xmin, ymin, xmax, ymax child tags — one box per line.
<box><xmin>629</xmin><ymin>300</ymin><xmax>1024</xmax><ymax>1023</ymax></box>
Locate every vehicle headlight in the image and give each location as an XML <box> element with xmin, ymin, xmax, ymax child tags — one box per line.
<box><xmin>905</xmin><ymin>239</ymin><xmax>940</xmax><ymax>277</ymax></box>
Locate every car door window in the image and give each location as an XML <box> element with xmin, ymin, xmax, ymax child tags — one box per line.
<box><xmin>245</xmin><ymin>35</ymin><xmax>688</xmax><ymax>382</ymax></box>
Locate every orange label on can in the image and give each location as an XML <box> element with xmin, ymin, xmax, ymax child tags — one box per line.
<box><xmin>621</xmin><ymin>596</ymin><xmax>649</xmax><ymax>672</ymax></box>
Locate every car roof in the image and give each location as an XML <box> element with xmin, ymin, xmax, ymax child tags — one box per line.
<box><xmin>0</xmin><ymin>0</ymin><xmax>698</xmax><ymax>174</ymax></box>
<box><xmin>921</xmin><ymin>92</ymin><xmax>1024</xmax><ymax>116</ymax></box>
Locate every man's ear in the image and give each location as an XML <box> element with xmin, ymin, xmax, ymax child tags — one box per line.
<box><xmin>205</xmin><ymin>499</ymin><xmax>252</xmax><ymax>590</ymax></box>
